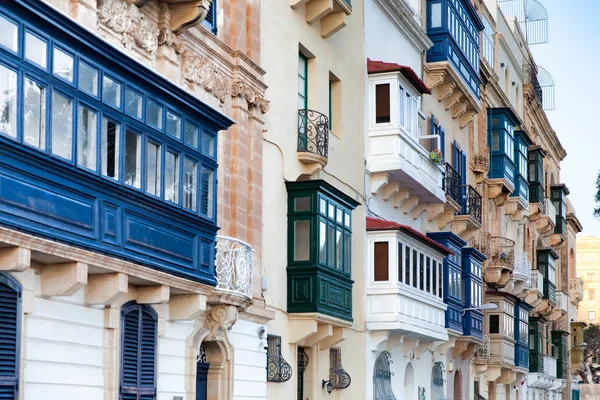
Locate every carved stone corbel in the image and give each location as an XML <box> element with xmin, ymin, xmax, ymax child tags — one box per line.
<box><xmin>231</xmin><ymin>80</ymin><xmax>270</xmax><ymax>114</ymax></box>
<box><xmin>170</xmin><ymin>0</ymin><xmax>214</xmax><ymax>34</ymax></box>
<box><xmin>206</xmin><ymin>305</ymin><xmax>239</xmax><ymax>341</ymax></box>
<box><xmin>444</xmin><ymin>92</ymin><xmax>462</xmax><ymax>110</ymax></box>
<box><xmin>425</xmin><ymin>70</ymin><xmax>446</xmax><ymax>90</ymax></box>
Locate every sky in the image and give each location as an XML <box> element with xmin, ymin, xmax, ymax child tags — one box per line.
<box><xmin>524</xmin><ymin>0</ymin><xmax>599</xmax><ymax>236</ymax></box>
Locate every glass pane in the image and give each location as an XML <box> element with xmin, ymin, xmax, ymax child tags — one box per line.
<box><xmin>344</xmin><ymin>212</ymin><xmax>350</xmax><ymax>228</ymax></box>
<box><xmin>146</xmin><ymin>142</ymin><xmax>161</xmax><ymax>196</ymax></box>
<box><xmin>77</xmin><ymin>105</ymin><xmax>97</xmax><ymax>170</ymax></box>
<box><xmin>412</xmin><ymin>249</ymin><xmax>417</xmax><ymax>288</ymax></box>
<box><xmin>103</xmin><ymin>76</ymin><xmax>121</xmax><ymax>108</ymax></box>
<box><xmin>431</xmin><ymin>3</ymin><xmax>442</xmax><ymax>28</ymax></box>
<box><xmin>51</xmin><ymin>92</ymin><xmax>73</xmax><ymax>159</ymax></box>
<box><xmin>319</xmin><ymin>221</ymin><xmax>327</xmax><ymax>264</ymax></box>
<box><xmin>0</xmin><ymin>65</ymin><xmax>17</xmax><ymax>138</ymax></box>
<box><xmin>25</xmin><ymin>32</ymin><xmax>47</xmax><ymax>69</ymax></box>
<box><xmin>165</xmin><ymin>151</ymin><xmax>179</xmax><ymax>204</ymax></box>
<box><xmin>0</xmin><ymin>15</ymin><xmax>18</xmax><ymax>52</ymax></box>
<box><xmin>79</xmin><ymin>62</ymin><xmax>98</xmax><ymax>96</ymax></box>
<box><xmin>294</xmin><ymin>220</ymin><xmax>310</xmax><ymax>261</ymax></box>
<box><xmin>101</xmin><ymin>118</ymin><xmax>119</xmax><ymax>180</ymax></box>
<box><xmin>328</xmin><ymin>203</ymin><xmax>335</xmax><ymax>219</ymax></box>
<box><xmin>124</xmin><ymin>130</ymin><xmax>141</xmax><ymax>188</ymax></box>
<box><xmin>202</xmin><ymin>130</ymin><xmax>215</xmax><ymax>157</ymax></box>
<box><xmin>184</xmin><ymin>121</ymin><xmax>198</xmax><ymax>147</ymax></box>
<box><xmin>344</xmin><ymin>234</ymin><xmax>351</xmax><ymax>275</ymax></box>
<box><xmin>166</xmin><ymin>112</ymin><xmax>181</xmax><ymax>138</ymax></box>
<box><xmin>125</xmin><ymin>89</ymin><xmax>142</xmax><ymax>118</ymax></box>
<box><xmin>147</xmin><ymin>100</ymin><xmax>163</xmax><ymax>129</ymax></box>
<box><xmin>327</xmin><ymin>225</ymin><xmax>335</xmax><ymax>268</ymax></box>
<box><xmin>319</xmin><ymin>198</ymin><xmax>327</xmax><ymax>214</ymax></box>
<box><xmin>294</xmin><ymin>197</ymin><xmax>310</xmax><ymax>212</ymax></box>
<box><xmin>491</xmin><ymin>131</ymin><xmax>500</xmax><ymax>151</ymax></box>
<box><xmin>336</xmin><ymin>230</ymin><xmax>342</xmax><ymax>270</ymax></box>
<box><xmin>23</xmin><ymin>78</ymin><xmax>46</xmax><ymax>149</ymax></box>
<box><xmin>201</xmin><ymin>168</ymin><xmax>213</xmax><ymax>218</ymax></box>
<box><xmin>53</xmin><ymin>47</ymin><xmax>74</xmax><ymax>83</ymax></box>
<box><xmin>183</xmin><ymin>158</ymin><xmax>197</xmax><ymax>211</ymax></box>
<box><xmin>336</xmin><ymin>208</ymin><xmax>343</xmax><ymax>224</ymax></box>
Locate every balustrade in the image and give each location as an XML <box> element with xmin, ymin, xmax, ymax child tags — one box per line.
<box><xmin>215</xmin><ymin>235</ymin><xmax>254</xmax><ymax>299</ymax></box>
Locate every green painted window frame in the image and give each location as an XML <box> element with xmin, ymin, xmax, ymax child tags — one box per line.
<box><xmin>328</xmin><ymin>80</ymin><xmax>332</xmax><ymax>130</ymax></box>
<box><xmin>298</xmin><ymin>53</ymin><xmax>308</xmax><ymax>110</ymax></box>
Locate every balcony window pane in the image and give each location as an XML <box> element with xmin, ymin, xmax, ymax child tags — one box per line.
<box><xmin>125</xmin><ymin>89</ymin><xmax>142</xmax><ymax>119</ymax></box>
<box><xmin>79</xmin><ymin>62</ymin><xmax>98</xmax><ymax>96</ymax></box>
<box><xmin>184</xmin><ymin>121</ymin><xmax>198</xmax><ymax>147</ymax></box>
<box><xmin>53</xmin><ymin>48</ymin><xmax>74</xmax><ymax>83</ymax></box>
<box><xmin>0</xmin><ymin>65</ymin><xmax>17</xmax><ymax>138</ymax></box>
<box><xmin>146</xmin><ymin>142</ymin><xmax>161</xmax><ymax>196</ymax></box>
<box><xmin>398</xmin><ymin>86</ymin><xmax>404</xmax><ymax>127</ymax></box>
<box><xmin>77</xmin><ymin>105</ymin><xmax>97</xmax><ymax>170</ymax></box>
<box><xmin>0</xmin><ymin>16</ymin><xmax>18</xmax><ymax>52</ymax></box>
<box><xmin>328</xmin><ymin>203</ymin><xmax>335</xmax><ymax>219</ymax></box>
<box><xmin>166</xmin><ymin>111</ymin><xmax>181</xmax><ymax>138</ymax></box>
<box><xmin>24</xmin><ymin>78</ymin><xmax>46</xmax><ymax>149</ymax></box>
<box><xmin>426</xmin><ymin>257</ymin><xmax>431</xmax><ymax>294</ymax></box>
<box><xmin>25</xmin><ymin>32</ymin><xmax>47</xmax><ymax>69</ymax></box>
<box><xmin>438</xmin><ymin>263</ymin><xmax>442</xmax><ymax>297</ymax></box>
<box><xmin>412</xmin><ymin>249</ymin><xmax>418</xmax><ymax>288</ymax></box>
<box><xmin>419</xmin><ymin>253</ymin><xmax>424</xmax><ymax>291</ymax></box>
<box><xmin>344</xmin><ymin>234</ymin><xmax>351</xmax><ymax>275</ymax></box>
<box><xmin>430</xmin><ymin>3</ymin><xmax>442</xmax><ymax>28</ymax></box>
<box><xmin>51</xmin><ymin>92</ymin><xmax>73</xmax><ymax>160</ymax></box>
<box><xmin>489</xmin><ymin>315</ymin><xmax>500</xmax><ymax>334</ymax></box>
<box><xmin>319</xmin><ymin>221</ymin><xmax>327</xmax><ymax>264</ymax></box>
<box><xmin>103</xmin><ymin>76</ymin><xmax>121</xmax><ymax>108</ymax></box>
<box><xmin>200</xmin><ymin>167</ymin><xmax>213</xmax><ymax>218</ymax></box>
<box><xmin>124</xmin><ymin>130</ymin><xmax>141</xmax><ymax>188</ymax></box>
<box><xmin>101</xmin><ymin>118</ymin><xmax>119</xmax><ymax>180</ymax></box>
<box><xmin>320</xmin><ymin>198</ymin><xmax>327</xmax><ymax>214</ymax></box>
<box><xmin>294</xmin><ymin>220</ymin><xmax>310</xmax><ymax>261</ymax></box>
<box><xmin>344</xmin><ymin>212</ymin><xmax>351</xmax><ymax>227</ymax></box>
<box><xmin>374</xmin><ymin>242</ymin><xmax>389</xmax><ymax>281</ymax></box>
<box><xmin>375</xmin><ymin>84</ymin><xmax>390</xmax><ymax>124</ymax></box>
<box><xmin>432</xmin><ymin>260</ymin><xmax>437</xmax><ymax>294</ymax></box>
<box><xmin>336</xmin><ymin>229</ymin><xmax>343</xmax><ymax>271</ymax></box>
<box><xmin>405</xmin><ymin>246</ymin><xmax>410</xmax><ymax>284</ymax></box>
<box><xmin>398</xmin><ymin>243</ymin><xmax>403</xmax><ymax>283</ymax></box>
<box><xmin>294</xmin><ymin>197</ymin><xmax>310</xmax><ymax>212</ymax></box>
<box><xmin>183</xmin><ymin>158</ymin><xmax>197</xmax><ymax>211</ymax></box>
<box><xmin>336</xmin><ymin>208</ymin><xmax>343</xmax><ymax>224</ymax></box>
<box><xmin>327</xmin><ymin>225</ymin><xmax>335</xmax><ymax>268</ymax></box>
<box><xmin>165</xmin><ymin>151</ymin><xmax>179</xmax><ymax>204</ymax></box>
<box><xmin>202</xmin><ymin>131</ymin><xmax>215</xmax><ymax>157</ymax></box>
<box><xmin>147</xmin><ymin>100</ymin><xmax>163</xmax><ymax>130</ymax></box>
<box><xmin>491</xmin><ymin>131</ymin><xmax>500</xmax><ymax>151</ymax></box>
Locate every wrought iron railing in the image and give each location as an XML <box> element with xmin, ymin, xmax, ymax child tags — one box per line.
<box><xmin>462</xmin><ymin>184</ymin><xmax>482</xmax><ymax>224</ymax></box>
<box><xmin>525</xmin><ymin>64</ymin><xmax>543</xmax><ymax>106</ymax></box>
<box><xmin>489</xmin><ymin>236</ymin><xmax>515</xmax><ymax>268</ymax></box>
<box><xmin>329</xmin><ymin>347</ymin><xmax>351</xmax><ymax>390</ymax></box>
<box><xmin>513</xmin><ymin>249</ymin><xmax>531</xmax><ymax>283</ymax></box>
<box><xmin>298</xmin><ymin>109</ymin><xmax>329</xmax><ymax>158</ymax></box>
<box><xmin>476</xmin><ymin>336</ymin><xmax>491</xmax><ymax>359</ymax></box>
<box><xmin>472</xmin><ymin>231</ymin><xmax>491</xmax><ymax>257</ymax></box>
<box><xmin>444</xmin><ymin>163</ymin><xmax>462</xmax><ymax>205</ymax></box>
<box><xmin>267</xmin><ymin>334</ymin><xmax>292</xmax><ymax>382</ymax></box>
<box><xmin>215</xmin><ymin>235</ymin><xmax>254</xmax><ymax>299</ymax></box>
<box><xmin>471</xmin><ymin>142</ymin><xmax>490</xmax><ymax>172</ymax></box>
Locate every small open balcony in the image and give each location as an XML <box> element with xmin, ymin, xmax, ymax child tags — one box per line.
<box><xmin>213</xmin><ymin>235</ymin><xmax>254</xmax><ymax>303</ymax></box>
<box><xmin>470</xmin><ymin>142</ymin><xmax>490</xmax><ymax>177</ymax></box>
<box><xmin>290</xmin><ymin>0</ymin><xmax>352</xmax><ymax>38</ymax></box>
<box><xmin>510</xmin><ymin>249</ymin><xmax>532</xmax><ymax>295</ymax></box>
<box><xmin>549</xmin><ymin>291</ymin><xmax>568</xmax><ymax>321</ymax></box>
<box><xmin>483</xmin><ymin>236</ymin><xmax>515</xmax><ymax>287</ymax></box>
<box><xmin>452</xmin><ymin>184</ymin><xmax>482</xmax><ymax>240</ymax></box>
<box><xmin>570</xmin><ymin>278</ymin><xmax>584</xmax><ymax>305</ymax></box>
<box><xmin>522</xmin><ymin>269</ymin><xmax>544</xmax><ymax>307</ymax></box>
<box><xmin>297</xmin><ymin>109</ymin><xmax>329</xmax><ymax>174</ymax></box>
<box><xmin>528</xmin><ymin>353</ymin><xmax>558</xmax><ymax>389</ymax></box>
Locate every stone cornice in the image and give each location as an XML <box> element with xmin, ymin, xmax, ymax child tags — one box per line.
<box><xmin>567</xmin><ymin>213</ymin><xmax>583</xmax><ymax>234</ymax></box>
<box><xmin>373</xmin><ymin>0</ymin><xmax>433</xmax><ymax>53</ymax></box>
<box><xmin>524</xmin><ymin>87</ymin><xmax>566</xmax><ymax>161</ymax></box>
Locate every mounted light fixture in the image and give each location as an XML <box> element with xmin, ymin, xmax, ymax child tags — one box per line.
<box><xmin>462</xmin><ymin>303</ymin><xmax>498</xmax><ymax>315</ymax></box>
<box><xmin>322</xmin><ymin>379</ymin><xmax>333</xmax><ymax>394</ymax></box>
<box><xmin>500</xmin><ymin>62</ymin><xmax>506</xmax><ymax>68</ymax></box>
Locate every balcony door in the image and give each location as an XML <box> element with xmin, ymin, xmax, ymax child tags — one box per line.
<box><xmin>196</xmin><ymin>345</ymin><xmax>209</xmax><ymax>400</ymax></box>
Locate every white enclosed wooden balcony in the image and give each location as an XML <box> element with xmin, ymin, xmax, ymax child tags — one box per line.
<box><xmin>366</xmin><ymin>218</ymin><xmax>452</xmax><ymax>341</ymax></box>
<box><xmin>510</xmin><ymin>249</ymin><xmax>531</xmax><ymax>295</ymax></box>
<box><xmin>528</xmin><ymin>354</ymin><xmax>558</xmax><ymax>389</ymax></box>
<box><xmin>570</xmin><ymin>278</ymin><xmax>584</xmax><ymax>305</ymax></box>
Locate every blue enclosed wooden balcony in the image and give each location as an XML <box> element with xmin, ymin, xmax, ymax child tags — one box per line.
<box><xmin>461</xmin><ymin>247</ymin><xmax>485</xmax><ymax>342</ymax></box>
<box><xmin>506</xmin><ymin>131</ymin><xmax>532</xmax><ymax>213</ymax></box>
<box><xmin>0</xmin><ymin>0</ymin><xmax>233</xmax><ymax>285</ymax></box>
<box><xmin>487</xmin><ymin>108</ymin><xmax>521</xmax><ymax>202</ymax></box>
<box><xmin>514</xmin><ymin>301</ymin><xmax>532</xmax><ymax>369</ymax></box>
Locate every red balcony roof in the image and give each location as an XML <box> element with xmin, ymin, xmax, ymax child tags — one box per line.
<box><xmin>367</xmin><ymin>58</ymin><xmax>431</xmax><ymax>95</ymax></box>
<box><xmin>366</xmin><ymin>217</ymin><xmax>454</xmax><ymax>255</ymax></box>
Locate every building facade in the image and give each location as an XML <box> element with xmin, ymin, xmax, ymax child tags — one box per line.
<box><xmin>0</xmin><ymin>0</ymin><xmax>273</xmax><ymax>399</ymax></box>
<box><xmin>576</xmin><ymin>236</ymin><xmax>600</xmax><ymax>324</ymax></box>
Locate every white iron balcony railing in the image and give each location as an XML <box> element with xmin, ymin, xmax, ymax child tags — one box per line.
<box><xmin>476</xmin><ymin>336</ymin><xmax>491</xmax><ymax>359</ymax></box>
<box><xmin>513</xmin><ymin>249</ymin><xmax>531</xmax><ymax>283</ymax></box>
<box><xmin>215</xmin><ymin>235</ymin><xmax>254</xmax><ymax>299</ymax></box>
<box><xmin>545</xmin><ymin>198</ymin><xmax>556</xmax><ymax>226</ymax></box>
<box><xmin>555</xmin><ymin>291</ymin><xmax>568</xmax><ymax>312</ymax></box>
<box><xmin>531</xmin><ymin>270</ymin><xmax>544</xmax><ymax>292</ymax></box>
<box><xmin>544</xmin><ymin>354</ymin><xmax>557</xmax><ymax>379</ymax></box>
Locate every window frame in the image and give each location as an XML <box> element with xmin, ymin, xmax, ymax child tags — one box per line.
<box><xmin>0</xmin><ymin>273</ymin><xmax>22</xmax><ymax>398</ymax></box>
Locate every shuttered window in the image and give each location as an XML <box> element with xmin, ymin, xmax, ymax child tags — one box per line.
<box><xmin>375</xmin><ymin>84</ymin><xmax>390</xmax><ymax>124</ymax></box>
<box><xmin>202</xmin><ymin>1</ymin><xmax>217</xmax><ymax>34</ymax></box>
<box><xmin>374</xmin><ymin>242</ymin><xmax>389</xmax><ymax>281</ymax></box>
<box><xmin>120</xmin><ymin>302</ymin><xmax>157</xmax><ymax>400</ymax></box>
<box><xmin>0</xmin><ymin>274</ymin><xmax>21</xmax><ymax>400</ymax></box>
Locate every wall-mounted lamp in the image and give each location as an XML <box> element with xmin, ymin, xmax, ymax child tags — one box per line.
<box><xmin>461</xmin><ymin>303</ymin><xmax>498</xmax><ymax>316</ymax></box>
<box><xmin>500</xmin><ymin>62</ymin><xmax>506</xmax><ymax>68</ymax></box>
<box><xmin>512</xmin><ymin>81</ymin><xmax>517</xmax><ymax>86</ymax></box>
<box><xmin>448</xmin><ymin>361</ymin><xmax>454</xmax><ymax>373</ymax></box>
<box><xmin>322</xmin><ymin>380</ymin><xmax>333</xmax><ymax>395</ymax></box>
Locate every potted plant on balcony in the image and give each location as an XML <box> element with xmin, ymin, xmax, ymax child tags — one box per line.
<box><xmin>429</xmin><ymin>149</ymin><xmax>444</xmax><ymax>165</ymax></box>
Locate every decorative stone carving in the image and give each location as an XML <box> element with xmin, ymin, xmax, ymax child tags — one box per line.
<box><xmin>231</xmin><ymin>80</ymin><xmax>270</xmax><ymax>113</ymax></box>
<box><xmin>98</xmin><ymin>0</ymin><xmax>159</xmax><ymax>55</ymax></box>
<box><xmin>158</xmin><ymin>28</ymin><xmax>186</xmax><ymax>54</ymax></box>
<box><xmin>182</xmin><ymin>51</ymin><xmax>230</xmax><ymax>103</ymax></box>
<box><xmin>206</xmin><ymin>305</ymin><xmax>238</xmax><ymax>340</ymax></box>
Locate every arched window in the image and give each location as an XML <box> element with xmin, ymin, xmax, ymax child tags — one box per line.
<box><xmin>0</xmin><ymin>273</ymin><xmax>21</xmax><ymax>399</ymax></box>
<box><xmin>373</xmin><ymin>351</ymin><xmax>395</xmax><ymax>400</ymax></box>
<box><xmin>120</xmin><ymin>301</ymin><xmax>158</xmax><ymax>400</ymax></box>
<box><xmin>431</xmin><ymin>361</ymin><xmax>445</xmax><ymax>400</ymax></box>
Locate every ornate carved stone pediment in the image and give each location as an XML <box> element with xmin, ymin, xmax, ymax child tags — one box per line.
<box><xmin>98</xmin><ymin>0</ymin><xmax>159</xmax><ymax>54</ymax></box>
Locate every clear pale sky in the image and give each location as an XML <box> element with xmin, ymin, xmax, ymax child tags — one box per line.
<box><xmin>526</xmin><ymin>0</ymin><xmax>598</xmax><ymax>235</ymax></box>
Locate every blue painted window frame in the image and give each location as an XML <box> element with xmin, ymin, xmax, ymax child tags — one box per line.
<box><xmin>201</xmin><ymin>1</ymin><xmax>218</xmax><ymax>35</ymax></box>
<box><xmin>120</xmin><ymin>301</ymin><xmax>157</xmax><ymax>400</ymax></box>
<box><xmin>512</xmin><ymin>130</ymin><xmax>532</xmax><ymax>202</ymax></box>
<box><xmin>487</xmin><ymin>108</ymin><xmax>519</xmax><ymax>188</ymax></box>
<box><xmin>461</xmin><ymin>247</ymin><xmax>485</xmax><ymax>340</ymax></box>
<box><xmin>514</xmin><ymin>301</ymin><xmax>532</xmax><ymax>369</ymax></box>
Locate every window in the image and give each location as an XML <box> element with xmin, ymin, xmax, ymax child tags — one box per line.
<box><xmin>0</xmin><ymin>14</ymin><xmax>18</xmax><ymax>52</ymax></box>
<box><xmin>375</xmin><ymin>84</ymin><xmax>390</xmax><ymax>124</ymax></box>
<box><xmin>124</xmin><ymin>130</ymin><xmax>141</xmax><ymax>188</ymax></box>
<box><xmin>589</xmin><ymin>310</ymin><xmax>596</xmax><ymax>322</ymax></box>
<box><xmin>25</xmin><ymin>32</ymin><xmax>47</xmax><ymax>69</ymax></box>
<box><xmin>79</xmin><ymin>62</ymin><xmax>98</xmax><ymax>96</ymax></box>
<box><xmin>482</xmin><ymin>17</ymin><xmax>495</xmax><ymax>66</ymax></box>
<box><xmin>328</xmin><ymin>73</ymin><xmax>341</xmax><ymax>136</ymax></box>
<box><xmin>146</xmin><ymin>141</ymin><xmax>161</xmax><ymax>196</ymax></box>
<box><xmin>165</xmin><ymin>151</ymin><xmax>179</xmax><ymax>204</ymax></box>
<box><xmin>53</xmin><ymin>47</ymin><xmax>74</xmax><ymax>83</ymax></box>
<box><xmin>183</xmin><ymin>158</ymin><xmax>197</xmax><ymax>211</ymax></box>
<box><xmin>374</xmin><ymin>242</ymin><xmax>389</xmax><ymax>281</ymax></box>
<box><xmin>51</xmin><ymin>92</ymin><xmax>73</xmax><ymax>159</ymax></box>
<box><xmin>298</xmin><ymin>53</ymin><xmax>308</xmax><ymax>110</ymax></box>
<box><xmin>120</xmin><ymin>302</ymin><xmax>157</xmax><ymax>400</ymax></box>
<box><xmin>587</xmin><ymin>272</ymin><xmax>596</xmax><ymax>282</ymax></box>
<box><xmin>23</xmin><ymin>77</ymin><xmax>46</xmax><ymax>149</ymax></box>
<box><xmin>590</xmin><ymin>289</ymin><xmax>596</xmax><ymax>301</ymax></box>
<box><xmin>489</xmin><ymin>314</ymin><xmax>500</xmax><ymax>334</ymax></box>
<box><xmin>101</xmin><ymin>118</ymin><xmax>119</xmax><ymax>180</ymax></box>
<box><xmin>0</xmin><ymin>274</ymin><xmax>21</xmax><ymax>398</ymax></box>
<box><xmin>0</xmin><ymin>64</ymin><xmax>17</xmax><ymax>138</ymax></box>
<box><xmin>201</xmin><ymin>0</ymin><xmax>217</xmax><ymax>34</ymax></box>
<box><xmin>374</xmin><ymin>352</ymin><xmax>395</xmax><ymax>399</ymax></box>
<box><xmin>266</xmin><ymin>334</ymin><xmax>292</xmax><ymax>383</ymax></box>
<box><xmin>103</xmin><ymin>76</ymin><xmax>121</xmax><ymax>108</ymax></box>
<box><xmin>77</xmin><ymin>105</ymin><xmax>97</xmax><ymax>170</ymax></box>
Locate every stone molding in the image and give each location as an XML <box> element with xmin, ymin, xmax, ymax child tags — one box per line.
<box><xmin>231</xmin><ymin>80</ymin><xmax>270</xmax><ymax>113</ymax></box>
<box><xmin>182</xmin><ymin>51</ymin><xmax>231</xmax><ymax>103</ymax></box>
<box><xmin>373</xmin><ymin>0</ymin><xmax>432</xmax><ymax>52</ymax></box>
<box><xmin>206</xmin><ymin>305</ymin><xmax>238</xmax><ymax>340</ymax></box>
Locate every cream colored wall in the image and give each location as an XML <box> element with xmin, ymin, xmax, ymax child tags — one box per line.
<box><xmin>576</xmin><ymin>237</ymin><xmax>600</xmax><ymax>323</ymax></box>
<box><xmin>261</xmin><ymin>1</ymin><xmax>366</xmax><ymax>399</ymax></box>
